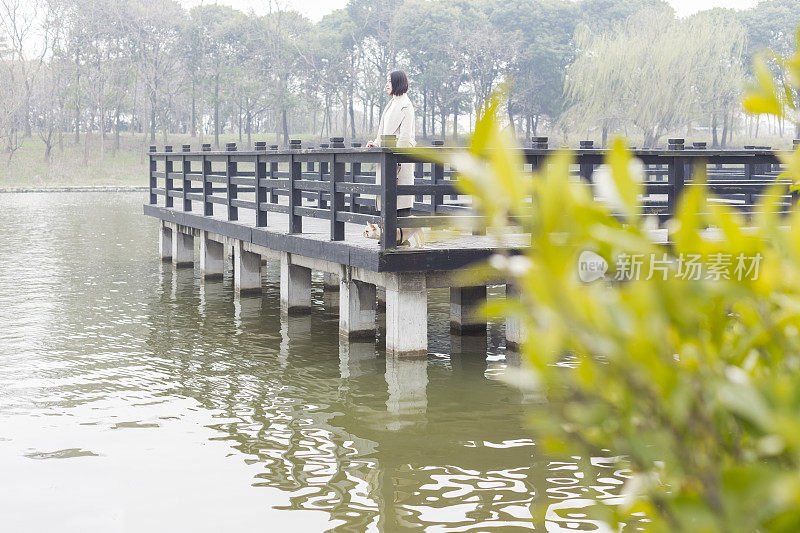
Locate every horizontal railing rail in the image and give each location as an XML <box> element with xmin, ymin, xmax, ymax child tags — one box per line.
<box><xmin>148</xmin><ymin>137</ymin><xmax>797</xmax><ymax>251</ymax></box>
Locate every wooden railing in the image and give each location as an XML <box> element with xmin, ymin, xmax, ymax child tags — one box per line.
<box><xmin>148</xmin><ymin>136</ymin><xmax>796</xmax><ymax>251</ymax></box>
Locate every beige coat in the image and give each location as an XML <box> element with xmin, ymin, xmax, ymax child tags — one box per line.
<box><xmin>374</xmin><ymin>94</ymin><xmax>416</xmax><ymax>210</ymax></box>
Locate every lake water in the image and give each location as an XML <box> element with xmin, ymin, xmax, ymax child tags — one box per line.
<box><xmin>0</xmin><ymin>192</ymin><xmax>628</xmax><ymax>532</ymax></box>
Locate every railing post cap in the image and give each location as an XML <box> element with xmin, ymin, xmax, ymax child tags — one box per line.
<box><xmin>225</xmin><ymin>142</ymin><xmax>237</xmax><ymax>151</ymax></box>
<box><xmin>148</xmin><ymin>145</ymin><xmax>156</xmax><ymax>152</ymax></box>
<box><xmin>744</xmin><ymin>145</ymin><xmax>756</xmax><ymax>150</ymax></box>
<box><xmin>692</xmin><ymin>142</ymin><xmax>707</xmax><ymax>149</ymax></box>
<box><xmin>255</xmin><ymin>141</ymin><xmax>267</xmax><ymax>151</ymax></box>
<box><xmin>351</xmin><ymin>142</ymin><xmax>362</xmax><ymax>147</ymax></box>
<box><xmin>579</xmin><ymin>140</ymin><xmax>594</xmax><ymax>148</ymax></box>
<box><xmin>289</xmin><ymin>139</ymin><xmax>302</xmax><ymax>149</ymax></box>
<box><xmin>667</xmin><ymin>138</ymin><xmax>684</xmax><ymax>150</ymax></box>
<box><xmin>269</xmin><ymin>144</ymin><xmax>279</xmax><ymax>150</ymax></box>
<box><xmin>531</xmin><ymin>136</ymin><xmax>548</xmax><ymax>149</ymax></box>
<box><xmin>329</xmin><ymin>136</ymin><xmax>344</xmax><ymax>142</ymax></box>
<box><xmin>164</xmin><ymin>145</ymin><xmax>173</xmax><ymax>152</ymax></box>
<box><xmin>181</xmin><ymin>144</ymin><xmax>191</xmax><ymax>152</ymax></box>
<box><xmin>431</xmin><ymin>140</ymin><xmax>444</xmax><ymax>146</ymax></box>
<box><xmin>320</xmin><ymin>143</ymin><xmax>330</xmax><ymax>149</ymax></box>
<box><xmin>794</xmin><ymin>139</ymin><xmax>800</xmax><ymax>146</ymax></box>
<box><xmin>201</xmin><ymin>143</ymin><xmax>211</xmax><ymax>151</ymax></box>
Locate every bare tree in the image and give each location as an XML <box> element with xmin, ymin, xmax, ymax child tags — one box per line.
<box><xmin>0</xmin><ymin>0</ymin><xmax>52</xmax><ymax>160</ymax></box>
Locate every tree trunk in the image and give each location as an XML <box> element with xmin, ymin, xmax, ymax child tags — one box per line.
<box><xmin>191</xmin><ymin>80</ymin><xmax>197</xmax><ymax>138</ymax></box>
<box><xmin>238</xmin><ymin>105</ymin><xmax>243</xmax><ymax>144</ymax></box>
<box><xmin>422</xmin><ymin>90</ymin><xmax>427</xmax><ymax>139</ymax></box>
<box><xmin>24</xmin><ymin>97</ymin><xmax>31</xmax><ymax>137</ymax></box>
<box><xmin>214</xmin><ymin>73</ymin><xmax>220</xmax><ymax>149</ymax></box>
<box><xmin>711</xmin><ymin>113</ymin><xmax>718</xmax><ymax>148</ymax></box>
<box><xmin>282</xmin><ymin>107</ymin><xmax>289</xmax><ymax>146</ymax></box>
<box><xmin>602</xmin><ymin>121</ymin><xmax>609</xmax><ymax>148</ymax></box>
<box><xmin>341</xmin><ymin>95</ymin><xmax>347</xmax><ymax>139</ymax></box>
<box><xmin>246</xmin><ymin>105</ymin><xmax>252</xmax><ymax>148</ymax></box>
<box><xmin>149</xmin><ymin>91</ymin><xmax>156</xmax><ymax>144</ymax></box>
<box><xmin>84</xmin><ymin>113</ymin><xmax>93</xmax><ymax>165</ymax></box>
<box><xmin>507</xmin><ymin>101</ymin><xmax>515</xmax><ymax>138</ymax></box>
<box><xmin>114</xmin><ymin>106</ymin><xmax>120</xmax><ymax>155</ymax></box>
<box><xmin>74</xmin><ymin>105</ymin><xmax>80</xmax><ymax>145</ymax></box>
<box><xmin>369</xmin><ymin>102</ymin><xmax>374</xmax><ymax>134</ymax></box>
<box><xmin>643</xmin><ymin>129</ymin><xmax>656</xmax><ymax>149</ymax></box>
<box><xmin>721</xmin><ymin>114</ymin><xmax>728</xmax><ymax>148</ymax></box>
<box><xmin>100</xmin><ymin>99</ymin><xmax>105</xmax><ymax>162</ymax></box>
<box><xmin>348</xmin><ymin>85</ymin><xmax>356</xmax><ymax>140</ymax></box>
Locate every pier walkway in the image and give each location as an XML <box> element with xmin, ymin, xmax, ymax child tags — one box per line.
<box><xmin>144</xmin><ymin>137</ymin><xmax>791</xmax><ymax>356</ymax></box>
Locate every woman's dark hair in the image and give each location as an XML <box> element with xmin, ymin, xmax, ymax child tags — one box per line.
<box><xmin>389</xmin><ymin>70</ymin><xmax>409</xmax><ymax>96</ymax></box>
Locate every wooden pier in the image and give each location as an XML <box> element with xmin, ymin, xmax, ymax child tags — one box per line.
<box><xmin>144</xmin><ymin>136</ymin><xmax>792</xmax><ymax>356</ymax></box>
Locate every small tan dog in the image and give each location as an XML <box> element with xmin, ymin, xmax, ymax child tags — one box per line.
<box><xmin>363</xmin><ymin>223</ymin><xmax>425</xmax><ymax>248</ymax></box>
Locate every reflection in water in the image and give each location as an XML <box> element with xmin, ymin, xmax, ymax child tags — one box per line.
<box><xmin>385</xmin><ymin>357</ymin><xmax>428</xmax><ymax>431</ymax></box>
<box><xmin>339</xmin><ymin>339</ymin><xmax>376</xmax><ymax>380</ymax></box>
<box><xmin>0</xmin><ymin>192</ymin><xmax>631</xmax><ymax>532</ymax></box>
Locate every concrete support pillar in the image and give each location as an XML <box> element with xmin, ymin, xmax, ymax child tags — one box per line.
<box><xmin>233</xmin><ymin>241</ymin><xmax>261</xmax><ymax>296</ymax></box>
<box><xmin>377</xmin><ymin>286</ymin><xmax>386</xmax><ymax>309</ymax></box>
<box><xmin>199</xmin><ymin>232</ymin><xmax>224</xmax><ymax>280</ymax></box>
<box><xmin>450</xmin><ymin>285</ymin><xmax>487</xmax><ymax>335</ymax></box>
<box><xmin>339</xmin><ymin>275</ymin><xmax>376</xmax><ymax>339</ymax></box>
<box><xmin>506</xmin><ymin>284</ymin><xmax>528</xmax><ymax>351</ymax></box>
<box><xmin>171</xmin><ymin>229</ymin><xmax>194</xmax><ymax>268</ymax></box>
<box><xmin>280</xmin><ymin>252</ymin><xmax>311</xmax><ymax>314</ymax></box>
<box><xmin>159</xmin><ymin>223</ymin><xmax>172</xmax><ymax>262</ymax></box>
<box><xmin>385</xmin><ymin>272</ymin><xmax>427</xmax><ymax>357</ymax></box>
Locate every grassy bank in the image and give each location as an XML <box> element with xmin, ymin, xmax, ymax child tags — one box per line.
<box><xmin>0</xmin><ymin>132</ymin><xmax>316</xmax><ymax>188</ymax></box>
<box><xmin>1</xmin><ymin>135</ymin><xmax>148</xmax><ymax>188</ymax></box>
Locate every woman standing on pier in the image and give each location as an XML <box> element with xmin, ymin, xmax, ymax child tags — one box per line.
<box><xmin>365</xmin><ymin>70</ymin><xmax>424</xmax><ymax>247</ymax></box>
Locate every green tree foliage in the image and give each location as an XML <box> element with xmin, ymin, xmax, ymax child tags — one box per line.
<box><xmin>742</xmin><ymin>2</ymin><xmax>800</xmax><ymax>138</ymax></box>
<box><xmin>563</xmin><ymin>6</ymin><xmax>747</xmax><ymax>148</ymax></box>
<box><xmin>424</xmin><ymin>32</ymin><xmax>800</xmax><ymax>530</ymax></box>
<box><xmin>741</xmin><ymin>0</ymin><xmax>800</xmax><ymax>60</ymax></box>
<box><xmin>491</xmin><ymin>0</ymin><xmax>577</xmax><ymax>137</ymax></box>
<box><xmin>6</xmin><ymin>0</ymin><xmax>800</xmax><ymax>166</ymax></box>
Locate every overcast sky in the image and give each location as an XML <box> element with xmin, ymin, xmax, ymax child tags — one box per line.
<box><xmin>178</xmin><ymin>0</ymin><xmax>762</xmax><ymax>22</ymax></box>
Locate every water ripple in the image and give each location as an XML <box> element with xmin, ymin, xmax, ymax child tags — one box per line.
<box><xmin>0</xmin><ymin>192</ymin><xmax>630</xmax><ymax>531</ymax></box>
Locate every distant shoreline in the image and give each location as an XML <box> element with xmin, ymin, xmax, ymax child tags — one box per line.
<box><xmin>0</xmin><ymin>186</ymin><xmax>148</xmax><ymax>193</ymax></box>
